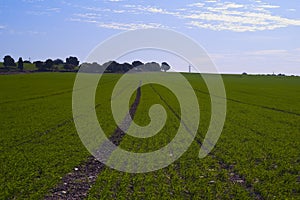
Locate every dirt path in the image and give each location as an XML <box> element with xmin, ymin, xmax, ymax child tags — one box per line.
<box><xmin>45</xmin><ymin>81</ymin><xmax>142</xmax><ymax>200</ymax></box>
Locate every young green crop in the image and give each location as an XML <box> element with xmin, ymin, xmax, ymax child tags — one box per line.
<box><xmin>0</xmin><ymin>72</ymin><xmax>299</xmax><ymax>199</ymax></box>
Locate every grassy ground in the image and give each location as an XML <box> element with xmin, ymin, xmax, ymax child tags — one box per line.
<box><xmin>0</xmin><ymin>72</ymin><xmax>299</xmax><ymax>199</ymax></box>
<box><xmin>0</xmin><ymin>62</ymin><xmax>37</xmax><ymax>71</ymax></box>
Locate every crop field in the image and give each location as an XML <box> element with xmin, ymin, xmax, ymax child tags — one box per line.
<box><xmin>0</xmin><ymin>72</ymin><xmax>299</xmax><ymax>199</ymax></box>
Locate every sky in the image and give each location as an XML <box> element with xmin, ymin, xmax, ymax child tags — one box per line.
<box><xmin>0</xmin><ymin>0</ymin><xmax>299</xmax><ymax>75</ymax></box>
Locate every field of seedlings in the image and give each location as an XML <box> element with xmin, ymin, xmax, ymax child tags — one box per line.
<box><xmin>0</xmin><ymin>72</ymin><xmax>299</xmax><ymax>199</ymax></box>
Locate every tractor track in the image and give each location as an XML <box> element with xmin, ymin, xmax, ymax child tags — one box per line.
<box><xmin>193</xmin><ymin>88</ymin><xmax>300</xmax><ymax>117</ymax></box>
<box><xmin>44</xmin><ymin>81</ymin><xmax>142</xmax><ymax>200</ymax></box>
<box><xmin>169</xmin><ymin>82</ymin><xmax>299</xmax><ymax>117</ymax></box>
<box><xmin>0</xmin><ymin>77</ymin><xmax>120</xmax><ymax>105</ymax></box>
<box><xmin>0</xmin><ymin>78</ymin><xmax>127</xmax><ymax>152</ymax></box>
<box><xmin>150</xmin><ymin>84</ymin><xmax>263</xmax><ymax>200</ymax></box>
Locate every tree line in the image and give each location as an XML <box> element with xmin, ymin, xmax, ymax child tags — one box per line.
<box><xmin>2</xmin><ymin>55</ymin><xmax>171</xmax><ymax>73</ymax></box>
<box><xmin>81</xmin><ymin>60</ymin><xmax>171</xmax><ymax>73</ymax></box>
<box><xmin>2</xmin><ymin>55</ymin><xmax>79</xmax><ymax>72</ymax></box>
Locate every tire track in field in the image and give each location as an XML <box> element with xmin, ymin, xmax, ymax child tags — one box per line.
<box><xmin>0</xmin><ymin>78</ymin><xmax>125</xmax><ymax>152</ymax></box>
<box><xmin>45</xmin><ymin>81</ymin><xmax>142</xmax><ymax>200</ymax></box>
<box><xmin>194</xmin><ymin>88</ymin><xmax>300</xmax><ymax>117</ymax></box>
<box><xmin>171</xmin><ymin>81</ymin><xmax>299</xmax><ymax>117</ymax></box>
<box><xmin>0</xmin><ymin>77</ymin><xmax>120</xmax><ymax>105</ymax></box>
<box><xmin>0</xmin><ymin>89</ymin><xmax>74</xmax><ymax>105</ymax></box>
<box><xmin>150</xmin><ymin>84</ymin><xmax>263</xmax><ymax>200</ymax></box>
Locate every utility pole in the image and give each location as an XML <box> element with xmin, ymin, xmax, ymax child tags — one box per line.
<box><xmin>189</xmin><ymin>65</ymin><xmax>191</xmax><ymax>73</ymax></box>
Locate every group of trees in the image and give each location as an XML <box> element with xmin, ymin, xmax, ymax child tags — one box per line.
<box><xmin>1</xmin><ymin>55</ymin><xmax>80</xmax><ymax>72</ymax></box>
<box><xmin>33</xmin><ymin>56</ymin><xmax>79</xmax><ymax>71</ymax></box>
<box><xmin>3</xmin><ymin>55</ymin><xmax>24</xmax><ymax>71</ymax></box>
<box><xmin>242</xmin><ymin>72</ymin><xmax>287</xmax><ymax>76</ymax></box>
<box><xmin>2</xmin><ymin>55</ymin><xmax>171</xmax><ymax>73</ymax></box>
<box><xmin>81</xmin><ymin>60</ymin><xmax>171</xmax><ymax>73</ymax></box>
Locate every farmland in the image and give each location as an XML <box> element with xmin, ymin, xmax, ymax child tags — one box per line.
<box><xmin>0</xmin><ymin>72</ymin><xmax>299</xmax><ymax>199</ymax></box>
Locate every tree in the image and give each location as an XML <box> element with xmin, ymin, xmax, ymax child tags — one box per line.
<box><xmin>34</xmin><ymin>61</ymin><xmax>45</xmax><ymax>71</ymax></box>
<box><xmin>143</xmin><ymin>62</ymin><xmax>161</xmax><ymax>71</ymax></box>
<box><xmin>44</xmin><ymin>59</ymin><xmax>54</xmax><ymax>70</ymax></box>
<box><xmin>66</xmin><ymin>56</ymin><xmax>79</xmax><ymax>66</ymax></box>
<box><xmin>105</xmin><ymin>61</ymin><xmax>119</xmax><ymax>73</ymax></box>
<box><xmin>80</xmin><ymin>62</ymin><xmax>105</xmax><ymax>73</ymax></box>
<box><xmin>53</xmin><ymin>59</ymin><xmax>64</xmax><ymax>65</ymax></box>
<box><xmin>122</xmin><ymin>62</ymin><xmax>133</xmax><ymax>72</ymax></box>
<box><xmin>63</xmin><ymin>63</ymin><xmax>74</xmax><ymax>70</ymax></box>
<box><xmin>18</xmin><ymin>57</ymin><xmax>24</xmax><ymax>71</ymax></box>
<box><xmin>161</xmin><ymin>62</ymin><xmax>170</xmax><ymax>72</ymax></box>
<box><xmin>132</xmin><ymin>61</ymin><xmax>144</xmax><ymax>68</ymax></box>
<box><xmin>3</xmin><ymin>55</ymin><xmax>16</xmax><ymax>68</ymax></box>
<box><xmin>65</xmin><ymin>56</ymin><xmax>79</xmax><ymax>71</ymax></box>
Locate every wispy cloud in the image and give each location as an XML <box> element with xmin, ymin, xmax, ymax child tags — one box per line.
<box><xmin>74</xmin><ymin>13</ymin><xmax>102</xmax><ymax>19</ymax></box>
<box><xmin>181</xmin><ymin>1</ymin><xmax>299</xmax><ymax>32</ymax></box>
<box><xmin>26</xmin><ymin>7</ymin><xmax>60</xmax><ymax>16</ymax></box>
<box><xmin>245</xmin><ymin>49</ymin><xmax>288</xmax><ymax>56</ymax></box>
<box><xmin>67</xmin><ymin>0</ymin><xmax>300</xmax><ymax>32</ymax></box>
<box><xmin>97</xmin><ymin>22</ymin><xmax>167</xmax><ymax>30</ymax></box>
<box><xmin>258</xmin><ymin>4</ymin><xmax>280</xmax><ymax>9</ymax></box>
<box><xmin>187</xmin><ymin>3</ymin><xmax>205</xmax><ymax>7</ymax></box>
<box><xmin>69</xmin><ymin>18</ymin><xmax>167</xmax><ymax>30</ymax></box>
<box><xmin>22</xmin><ymin>0</ymin><xmax>44</xmax><ymax>2</ymax></box>
<box><xmin>46</xmin><ymin>7</ymin><xmax>60</xmax><ymax>12</ymax></box>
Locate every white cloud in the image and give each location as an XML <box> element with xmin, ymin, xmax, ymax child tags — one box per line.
<box><xmin>69</xmin><ymin>18</ymin><xmax>98</xmax><ymax>24</ymax></box>
<box><xmin>187</xmin><ymin>3</ymin><xmax>205</xmax><ymax>7</ymax></box>
<box><xmin>82</xmin><ymin>6</ymin><xmax>111</xmax><ymax>12</ymax></box>
<box><xmin>182</xmin><ymin>1</ymin><xmax>300</xmax><ymax>32</ymax></box>
<box><xmin>258</xmin><ymin>5</ymin><xmax>280</xmax><ymax>9</ymax></box>
<box><xmin>294</xmin><ymin>48</ymin><xmax>300</xmax><ymax>52</ymax></box>
<box><xmin>0</xmin><ymin>25</ymin><xmax>5</xmax><ymax>29</ymax></box>
<box><xmin>187</xmin><ymin>21</ymin><xmax>285</xmax><ymax>32</ymax></box>
<box><xmin>127</xmin><ymin>5</ymin><xmax>179</xmax><ymax>15</ymax></box>
<box><xmin>69</xmin><ymin>0</ymin><xmax>300</xmax><ymax>33</ymax></box>
<box><xmin>26</xmin><ymin>7</ymin><xmax>61</xmax><ymax>16</ymax></box>
<box><xmin>245</xmin><ymin>49</ymin><xmax>288</xmax><ymax>56</ymax></box>
<box><xmin>113</xmin><ymin>10</ymin><xmax>126</xmax><ymax>13</ymax></box>
<box><xmin>74</xmin><ymin>13</ymin><xmax>102</xmax><ymax>19</ymax></box>
<box><xmin>22</xmin><ymin>0</ymin><xmax>44</xmax><ymax>2</ymax></box>
<box><xmin>26</xmin><ymin>10</ymin><xmax>49</xmax><ymax>16</ymax></box>
<box><xmin>216</xmin><ymin>2</ymin><xmax>245</xmax><ymax>9</ymax></box>
<box><xmin>69</xmin><ymin>17</ymin><xmax>167</xmax><ymax>30</ymax></box>
<box><xmin>97</xmin><ymin>22</ymin><xmax>166</xmax><ymax>30</ymax></box>
<box><xmin>46</xmin><ymin>8</ymin><xmax>61</xmax><ymax>12</ymax></box>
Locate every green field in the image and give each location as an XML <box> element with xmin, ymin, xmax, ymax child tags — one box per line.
<box><xmin>0</xmin><ymin>72</ymin><xmax>299</xmax><ymax>199</ymax></box>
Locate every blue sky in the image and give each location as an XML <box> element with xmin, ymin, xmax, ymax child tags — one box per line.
<box><xmin>0</xmin><ymin>0</ymin><xmax>299</xmax><ymax>74</ymax></box>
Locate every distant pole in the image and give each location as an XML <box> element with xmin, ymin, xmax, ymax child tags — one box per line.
<box><xmin>189</xmin><ymin>65</ymin><xmax>191</xmax><ymax>73</ymax></box>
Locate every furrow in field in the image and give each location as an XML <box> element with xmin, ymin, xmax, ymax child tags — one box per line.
<box><xmin>171</xmin><ymin>80</ymin><xmax>299</xmax><ymax>117</ymax></box>
<box><xmin>150</xmin><ymin>83</ymin><xmax>263</xmax><ymax>200</ymax></box>
<box><xmin>0</xmin><ymin>89</ymin><xmax>74</xmax><ymax>105</ymax></box>
<box><xmin>0</xmin><ymin>117</ymin><xmax>75</xmax><ymax>153</ymax></box>
<box><xmin>194</xmin><ymin>88</ymin><xmax>300</xmax><ymax>117</ymax></box>
<box><xmin>0</xmin><ymin>78</ymin><xmax>127</xmax><ymax>152</ymax></box>
<box><xmin>0</xmin><ymin>77</ymin><xmax>119</xmax><ymax>105</ymax></box>
<box><xmin>45</xmin><ymin>81</ymin><xmax>142</xmax><ymax>199</ymax></box>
